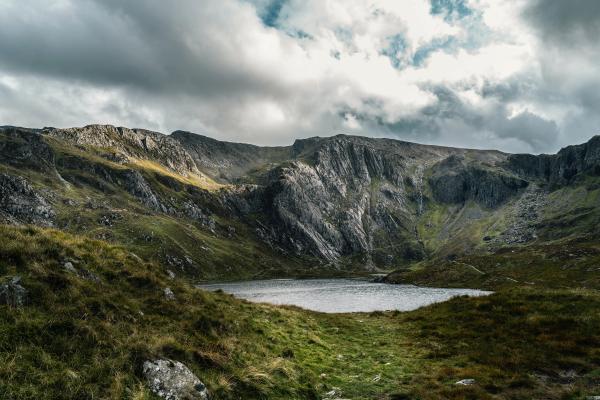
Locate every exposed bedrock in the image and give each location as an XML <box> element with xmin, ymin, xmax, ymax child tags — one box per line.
<box><xmin>430</xmin><ymin>155</ymin><xmax>529</xmax><ymax>208</ymax></box>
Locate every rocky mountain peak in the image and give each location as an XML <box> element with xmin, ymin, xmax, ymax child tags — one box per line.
<box><xmin>43</xmin><ymin>125</ymin><xmax>200</xmax><ymax>177</ymax></box>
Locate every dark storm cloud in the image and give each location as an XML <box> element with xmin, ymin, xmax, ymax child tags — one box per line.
<box><xmin>521</xmin><ymin>0</ymin><xmax>600</xmax><ymax>147</ymax></box>
<box><xmin>523</xmin><ymin>0</ymin><xmax>600</xmax><ymax>44</ymax></box>
<box><xmin>494</xmin><ymin>111</ymin><xmax>559</xmax><ymax>153</ymax></box>
<box><xmin>0</xmin><ymin>0</ymin><xmax>284</xmax><ymax>98</ymax></box>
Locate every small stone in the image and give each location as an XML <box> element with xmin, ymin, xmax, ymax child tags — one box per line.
<box><xmin>167</xmin><ymin>270</ymin><xmax>176</xmax><ymax>280</ymax></box>
<box><xmin>372</xmin><ymin>374</ymin><xmax>381</xmax><ymax>382</ymax></box>
<box><xmin>455</xmin><ymin>379</ymin><xmax>475</xmax><ymax>385</ymax></box>
<box><xmin>323</xmin><ymin>388</ymin><xmax>343</xmax><ymax>398</ymax></box>
<box><xmin>164</xmin><ymin>287</ymin><xmax>176</xmax><ymax>301</ymax></box>
<box><xmin>63</xmin><ymin>261</ymin><xmax>77</xmax><ymax>274</ymax></box>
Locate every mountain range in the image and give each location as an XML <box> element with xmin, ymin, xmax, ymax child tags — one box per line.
<box><xmin>2</xmin><ymin>124</ymin><xmax>599</xmax><ymax>281</ymax></box>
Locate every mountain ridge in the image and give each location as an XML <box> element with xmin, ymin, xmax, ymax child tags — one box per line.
<box><xmin>1</xmin><ymin>124</ymin><xmax>600</xmax><ymax>276</ymax></box>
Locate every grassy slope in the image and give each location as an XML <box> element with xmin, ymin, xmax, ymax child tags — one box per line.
<box><xmin>390</xmin><ymin>176</ymin><xmax>600</xmax><ymax>291</ymax></box>
<box><xmin>386</xmin><ymin>238</ymin><xmax>600</xmax><ymax>291</ymax></box>
<box><xmin>0</xmin><ymin>135</ymin><xmax>334</xmax><ymax>282</ymax></box>
<box><xmin>1</xmin><ymin>225</ymin><xmax>599</xmax><ymax>400</ymax></box>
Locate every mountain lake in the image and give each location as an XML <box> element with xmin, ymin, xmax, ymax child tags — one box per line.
<box><xmin>197</xmin><ymin>278</ymin><xmax>492</xmax><ymax>313</ymax></box>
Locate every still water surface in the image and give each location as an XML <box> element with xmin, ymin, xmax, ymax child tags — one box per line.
<box><xmin>197</xmin><ymin>279</ymin><xmax>491</xmax><ymax>313</ymax></box>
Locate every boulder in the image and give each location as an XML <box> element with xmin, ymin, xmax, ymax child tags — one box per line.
<box><xmin>63</xmin><ymin>261</ymin><xmax>77</xmax><ymax>274</ymax></box>
<box><xmin>143</xmin><ymin>359</ymin><xmax>208</xmax><ymax>400</ymax></box>
<box><xmin>0</xmin><ymin>276</ymin><xmax>27</xmax><ymax>307</ymax></box>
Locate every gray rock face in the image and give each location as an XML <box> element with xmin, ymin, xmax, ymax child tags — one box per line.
<box><xmin>0</xmin><ymin>276</ymin><xmax>27</xmax><ymax>308</ymax></box>
<box><xmin>0</xmin><ymin>173</ymin><xmax>55</xmax><ymax>226</ymax></box>
<box><xmin>143</xmin><ymin>359</ymin><xmax>208</xmax><ymax>400</ymax></box>
<box><xmin>507</xmin><ymin>135</ymin><xmax>600</xmax><ymax>187</ymax></box>
<box><xmin>491</xmin><ymin>184</ymin><xmax>547</xmax><ymax>245</ymax></box>
<box><xmin>226</xmin><ymin>136</ymin><xmax>509</xmax><ymax>264</ymax></box>
<box><xmin>121</xmin><ymin>169</ymin><xmax>165</xmax><ymax>212</ymax></box>
<box><xmin>4</xmin><ymin>123</ymin><xmax>600</xmax><ymax>270</ymax></box>
<box><xmin>430</xmin><ymin>155</ymin><xmax>528</xmax><ymax>208</ymax></box>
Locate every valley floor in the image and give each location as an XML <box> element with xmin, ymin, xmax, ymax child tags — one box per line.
<box><xmin>0</xmin><ymin>225</ymin><xmax>599</xmax><ymax>399</ymax></box>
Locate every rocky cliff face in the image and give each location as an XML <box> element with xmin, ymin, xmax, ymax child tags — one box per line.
<box><xmin>2</xmin><ymin>124</ymin><xmax>599</xmax><ymax>271</ymax></box>
<box><xmin>507</xmin><ymin>135</ymin><xmax>600</xmax><ymax>187</ymax></box>
<box><xmin>430</xmin><ymin>155</ymin><xmax>528</xmax><ymax>208</ymax></box>
<box><xmin>222</xmin><ymin>135</ymin><xmax>515</xmax><ymax>265</ymax></box>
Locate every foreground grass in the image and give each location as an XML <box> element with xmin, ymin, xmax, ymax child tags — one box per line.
<box><xmin>0</xmin><ymin>225</ymin><xmax>599</xmax><ymax>399</ymax></box>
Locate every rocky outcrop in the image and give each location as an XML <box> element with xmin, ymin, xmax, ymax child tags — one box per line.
<box><xmin>143</xmin><ymin>359</ymin><xmax>208</xmax><ymax>400</ymax></box>
<box><xmin>44</xmin><ymin>125</ymin><xmax>199</xmax><ymax>177</ymax></box>
<box><xmin>4</xmin><ymin>122</ymin><xmax>600</xmax><ymax>270</ymax></box>
<box><xmin>0</xmin><ymin>127</ymin><xmax>54</xmax><ymax>171</ymax></box>
<box><xmin>491</xmin><ymin>184</ymin><xmax>548</xmax><ymax>245</ymax></box>
<box><xmin>0</xmin><ymin>276</ymin><xmax>27</xmax><ymax>308</ymax></box>
<box><xmin>0</xmin><ymin>173</ymin><xmax>55</xmax><ymax>226</ymax></box>
<box><xmin>507</xmin><ymin>135</ymin><xmax>600</xmax><ymax>187</ymax></box>
<box><xmin>121</xmin><ymin>169</ymin><xmax>166</xmax><ymax>212</ymax></box>
<box><xmin>227</xmin><ymin>136</ymin><xmax>475</xmax><ymax>263</ymax></box>
<box><xmin>430</xmin><ymin>155</ymin><xmax>528</xmax><ymax>208</ymax></box>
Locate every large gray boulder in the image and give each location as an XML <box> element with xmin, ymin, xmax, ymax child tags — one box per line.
<box><xmin>143</xmin><ymin>359</ymin><xmax>208</xmax><ymax>400</ymax></box>
<box><xmin>0</xmin><ymin>276</ymin><xmax>27</xmax><ymax>307</ymax></box>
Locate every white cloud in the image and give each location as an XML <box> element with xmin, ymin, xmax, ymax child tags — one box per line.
<box><xmin>0</xmin><ymin>0</ymin><xmax>598</xmax><ymax>151</ymax></box>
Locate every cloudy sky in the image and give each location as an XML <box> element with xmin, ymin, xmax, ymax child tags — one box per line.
<box><xmin>0</xmin><ymin>0</ymin><xmax>599</xmax><ymax>153</ymax></box>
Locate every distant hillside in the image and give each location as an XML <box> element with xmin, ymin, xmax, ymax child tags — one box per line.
<box><xmin>1</xmin><ymin>124</ymin><xmax>600</xmax><ymax>278</ymax></box>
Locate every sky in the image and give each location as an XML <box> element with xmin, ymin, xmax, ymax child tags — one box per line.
<box><xmin>0</xmin><ymin>0</ymin><xmax>599</xmax><ymax>153</ymax></box>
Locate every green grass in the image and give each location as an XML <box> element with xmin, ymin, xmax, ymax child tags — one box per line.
<box><xmin>387</xmin><ymin>239</ymin><xmax>600</xmax><ymax>291</ymax></box>
<box><xmin>1</xmin><ymin>225</ymin><xmax>599</xmax><ymax>399</ymax></box>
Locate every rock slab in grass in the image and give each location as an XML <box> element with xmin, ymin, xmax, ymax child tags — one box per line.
<box><xmin>143</xmin><ymin>359</ymin><xmax>208</xmax><ymax>400</ymax></box>
<box><xmin>0</xmin><ymin>276</ymin><xmax>27</xmax><ymax>307</ymax></box>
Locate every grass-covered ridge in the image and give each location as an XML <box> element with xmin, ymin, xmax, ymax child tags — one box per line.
<box><xmin>1</xmin><ymin>224</ymin><xmax>599</xmax><ymax>399</ymax></box>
